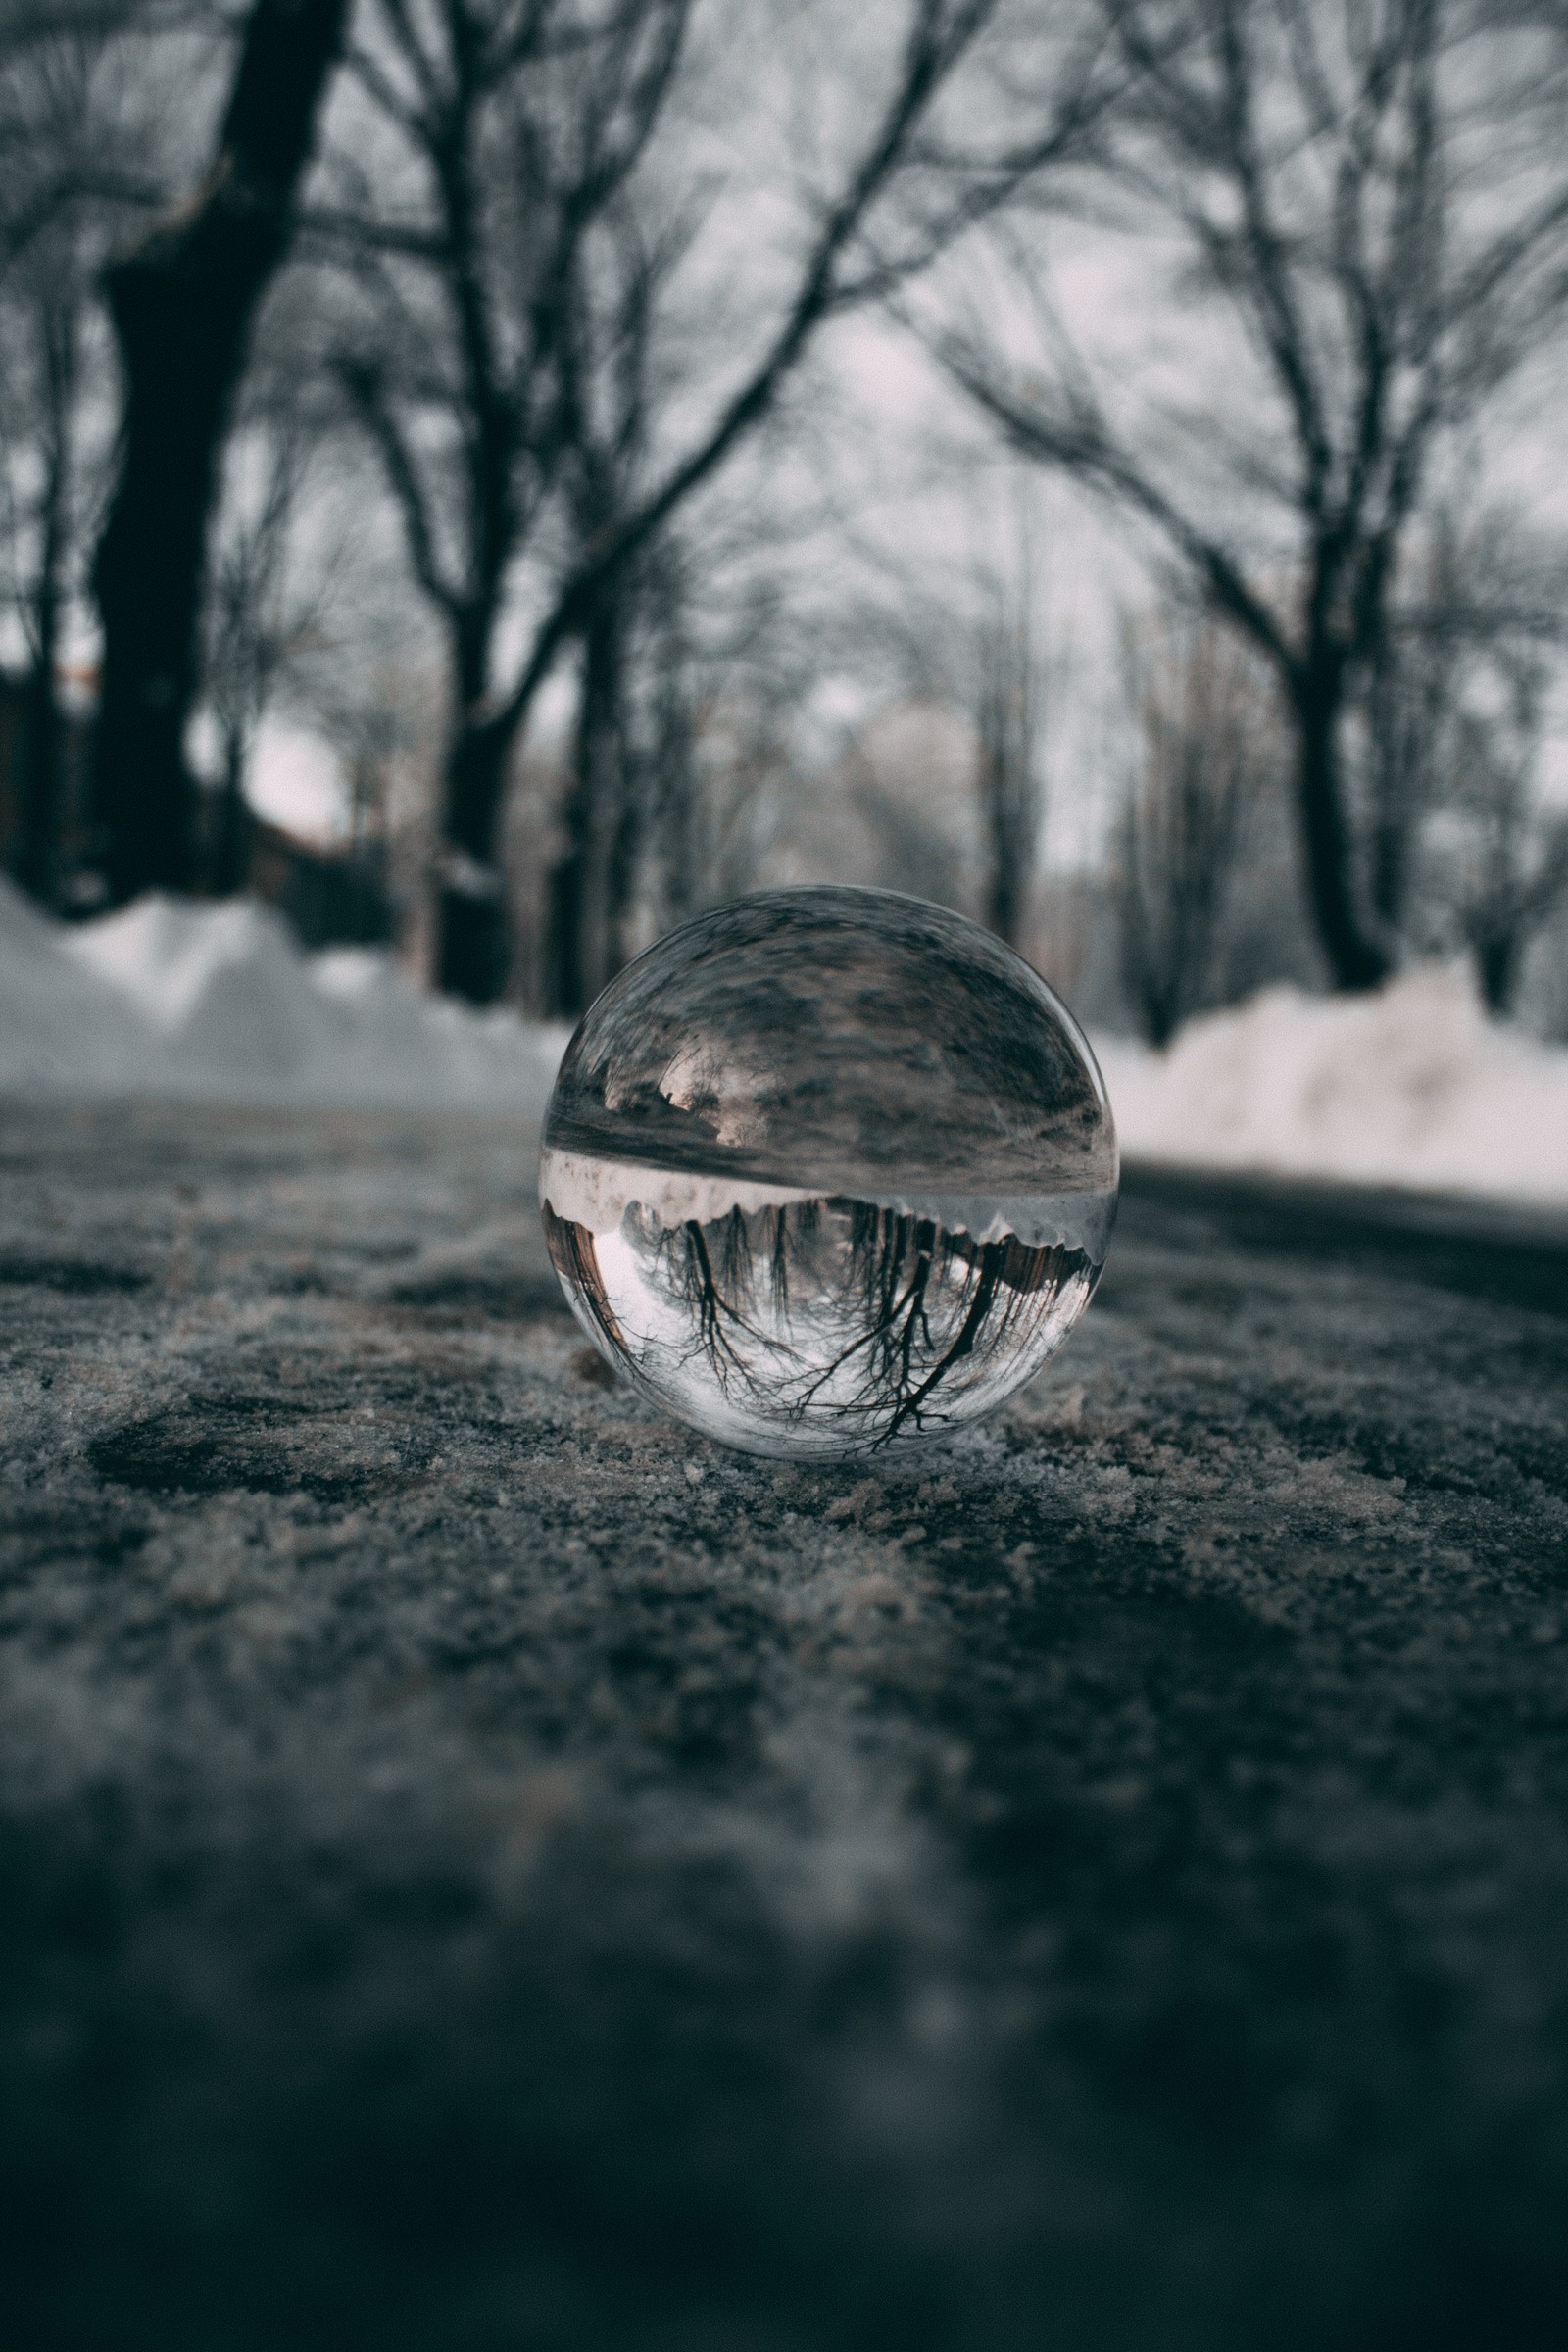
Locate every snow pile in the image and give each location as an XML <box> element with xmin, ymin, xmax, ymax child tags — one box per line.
<box><xmin>1094</xmin><ymin>963</ymin><xmax>1568</xmax><ymax>1205</ymax></box>
<box><xmin>0</xmin><ymin>876</ymin><xmax>162</xmax><ymax>1095</ymax></box>
<box><xmin>6</xmin><ymin>878</ymin><xmax>1566</xmax><ymax>1204</ymax></box>
<box><xmin>1</xmin><ymin>879</ymin><xmax>563</xmax><ymax>1115</ymax></box>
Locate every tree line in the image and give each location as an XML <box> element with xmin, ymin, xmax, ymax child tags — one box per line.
<box><xmin>3</xmin><ymin>0</ymin><xmax>1567</xmax><ymax>1026</ymax></box>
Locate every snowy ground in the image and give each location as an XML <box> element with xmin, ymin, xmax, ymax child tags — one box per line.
<box><xmin>5</xmin><ymin>879</ymin><xmax>1567</xmax><ymax>1201</ymax></box>
<box><xmin>1096</xmin><ymin>966</ymin><xmax>1568</xmax><ymax>1206</ymax></box>
<box><xmin>2</xmin><ymin>1100</ymin><xmax>1566</xmax><ymax>2350</ymax></box>
<box><xmin>0</xmin><ymin>879</ymin><xmax>563</xmax><ymax>1117</ymax></box>
<box><xmin>7</xmin><ymin>877</ymin><xmax>1568</xmax><ymax>2341</ymax></box>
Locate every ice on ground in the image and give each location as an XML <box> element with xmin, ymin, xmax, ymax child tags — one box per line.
<box><xmin>5</xmin><ymin>879</ymin><xmax>1566</xmax><ymax>1206</ymax></box>
<box><xmin>2</xmin><ymin>879</ymin><xmax>563</xmax><ymax>1116</ymax></box>
<box><xmin>1093</xmin><ymin>964</ymin><xmax>1568</xmax><ymax>1206</ymax></box>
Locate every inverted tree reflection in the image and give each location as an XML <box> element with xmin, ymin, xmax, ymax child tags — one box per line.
<box><xmin>550</xmin><ymin>1195</ymin><xmax>1092</xmax><ymax>1447</ymax></box>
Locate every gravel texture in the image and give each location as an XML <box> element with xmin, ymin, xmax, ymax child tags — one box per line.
<box><xmin>2</xmin><ymin>1101</ymin><xmax>1567</xmax><ymax>2352</ymax></box>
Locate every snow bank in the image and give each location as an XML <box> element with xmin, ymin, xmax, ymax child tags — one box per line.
<box><xmin>1</xmin><ymin>879</ymin><xmax>563</xmax><ymax>1116</ymax></box>
<box><xmin>6</xmin><ymin>880</ymin><xmax>1565</xmax><ymax>1206</ymax></box>
<box><xmin>1094</xmin><ymin>964</ymin><xmax>1568</xmax><ymax>1206</ymax></box>
<box><xmin>0</xmin><ymin>876</ymin><xmax>164</xmax><ymax>1095</ymax></box>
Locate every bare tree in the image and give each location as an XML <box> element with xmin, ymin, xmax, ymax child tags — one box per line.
<box><xmin>939</xmin><ymin>0</ymin><xmax>1568</xmax><ymax>992</ymax></box>
<box><xmin>0</xmin><ymin>0</ymin><xmax>184</xmax><ymax>51</ymax></box>
<box><xmin>1113</xmin><ymin>611</ymin><xmax>1264</xmax><ymax>1046</ymax></box>
<box><xmin>1357</xmin><ymin>499</ymin><xmax>1568</xmax><ymax>954</ymax></box>
<box><xmin>1</xmin><ymin>243</ymin><xmax>85</xmax><ymax>905</ymax></box>
<box><xmin>839</xmin><ymin>732</ymin><xmax>970</xmax><ymax>907</ymax></box>
<box><xmin>631</xmin><ymin>530</ymin><xmax>702</xmax><ymax>923</ymax></box>
<box><xmin>642</xmin><ymin>564</ymin><xmax>824</xmax><ymax>934</ymax></box>
<box><xmin>321</xmin><ymin>0</ymin><xmax>689</xmax><ymax>999</ymax></box>
<box><xmin>318</xmin><ymin>0</ymin><xmax>1110</xmax><ymax>1001</ymax></box>
<box><xmin>0</xmin><ymin>12</ymin><xmax>164</xmax><ymax>902</ymax></box>
<box><xmin>292</xmin><ymin>592</ymin><xmax>446</xmax><ymax>941</ymax></box>
<box><xmin>89</xmin><ymin>0</ymin><xmax>348</xmax><ymax>904</ymax></box>
<box><xmin>835</xmin><ymin>472</ymin><xmax>1054</xmax><ymax>947</ymax></box>
<box><xmin>973</xmin><ymin>514</ymin><xmax>1046</xmax><ymax>950</ymax></box>
<box><xmin>1364</xmin><ymin>610</ymin><xmax>1452</xmax><ymax>945</ymax></box>
<box><xmin>200</xmin><ymin>403</ymin><xmax>342</xmax><ymax>893</ymax></box>
<box><xmin>1438</xmin><ymin>647</ymin><xmax>1568</xmax><ymax>1016</ymax></box>
<box><xmin>542</xmin><ymin>180</ymin><xmax>697</xmax><ymax>1012</ymax></box>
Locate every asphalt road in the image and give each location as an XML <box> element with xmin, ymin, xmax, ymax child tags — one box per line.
<box><xmin>2</xmin><ymin>1101</ymin><xmax>1567</xmax><ymax>2352</ymax></box>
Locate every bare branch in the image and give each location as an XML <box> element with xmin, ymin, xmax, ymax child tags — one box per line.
<box><xmin>295</xmin><ymin>201</ymin><xmax>447</xmax><ymax>261</ymax></box>
<box><xmin>491</xmin><ymin>0</ymin><xmax>1029</xmax><ymax>739</ymax></box>
<box><xmin>940</xmin><ymin>332</ymin><xmax>1296</xmax><ymax>674</ymax></box>
<box><xmin>336</xmin><ymin>357</ymin><xmax>462</xmax><ymax>616</ymax></box>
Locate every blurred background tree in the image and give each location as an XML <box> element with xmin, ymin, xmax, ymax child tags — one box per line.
<box><xmin>90</xmin><ymin>0</ymin><xmax>349</xmax><ymax>903</ymax></box>
<box><xmin>2</xmin><ymin>0</ymin><xmax>1567</xmax><ymax>1043</ymax></box>
<box><xmin>305</xmin><ymin>0</ymin><xmax>1107</xmax><ymax>1004</ymax></box>
<box><xmin>1112</xmin><ymin>612</ymin><xmax>1272</xmax><ymax>1047</ymax></box>
<box><xmin>0</xmin><ymin>0</ymin><xmax>168</xmax><ymax>906</ymax></box>
<box><xmin>936</xmin><ymin>0</ymin><xmax>1568</xmax><ymax>994</ymax></box>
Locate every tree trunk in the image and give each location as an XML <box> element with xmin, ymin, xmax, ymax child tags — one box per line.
<box><xmin>436</xmin><ymin>709</ymin><xmax>517</xmax><ymax>1004</ymax></box>
<box><xmin>544</xmin><ymin>605</ymin><xmax>626</xmax><ymax>1019</ymax></box>
<box><xmin>1366</xmin><ymin>661</ymin><xmax>1417</xmax><ymax>940</ymax></box>
<box><xmin>14</xmin><ymin>660</ymin><xmax>62</xmax><ymax>908</ymax></box>
<box><xmin>1142</xmin><ymin>988</ymin><xmax>1179</xmax><ymax>1051</ymax></box>
<box><xmin>987</xmin><ymin>870</ymin><xmax>1021</xmax><ymax>953</ymax></box>
<box><xmin>1293</xmin><ymin>672</ymin><xmax>1391</xmax><ymax>992</ymax></box>
<box><xmin>653</xmin><ymin>698</ymin><xmax>698</xmax><ymax>928</ymax></box>
<box><xmin>606</xmin><ymin>750</ymin><xmax>642</xmax><ymax>977</ymax></box>
<box><xmin>90</xmin><ymin>0</ymin><xmax>346</xmax><ymax>906</ymax></box>
<box><xmin>644</xmin><ymin>557</ymin><xmax>698</xmax><ymax>933</ymax></box>
<box><xmin>653</xmin><ymin>719</ymin><xmax>696</xmax><ymax>931</ymax></box>
<box><xmin>1477</xmin><ymin>930</ymin><xmax>1517</xmax><ymax>1019</ymax></box>
<box><xmin>1369</xmin><ymin>805</ymin><xmax>1408</xmax><ymax>939</ymax></box>
<box><xmin>211</xmin><ymin>725</ymin><xmax>255</xmax><ymax>897</ymax></box>
<box><xmin>14</xmin><ymin>307</ymin><xmax>74</xmax><ymax>908</ymax></box>
<box><xmin>982</xmin><ymin>744</ymin><xmax>1021</xmax><ymax>951</ymax></box>
<box><xmin>1116</xmin><ymin>865</ymin><xmax>1181</xmax><ymax>1050</ymax></box>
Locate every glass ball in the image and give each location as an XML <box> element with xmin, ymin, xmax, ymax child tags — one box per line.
<box><xmin>540</xmin><ymin>886</ymin><xmax>1117</xmax><ymax>1460</ymax></box>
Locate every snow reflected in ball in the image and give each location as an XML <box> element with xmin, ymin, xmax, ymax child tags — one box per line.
<box><xmin>539</xmin><ymin>886</ymin><xmax>1118</xmax><ymax>1459</ymax></box>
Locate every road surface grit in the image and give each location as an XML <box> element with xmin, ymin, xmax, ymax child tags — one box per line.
<box><xmin>2</xmin><ymin>1102</ymin><xmax>1567</xmax><ymax>2351</ymax></box>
